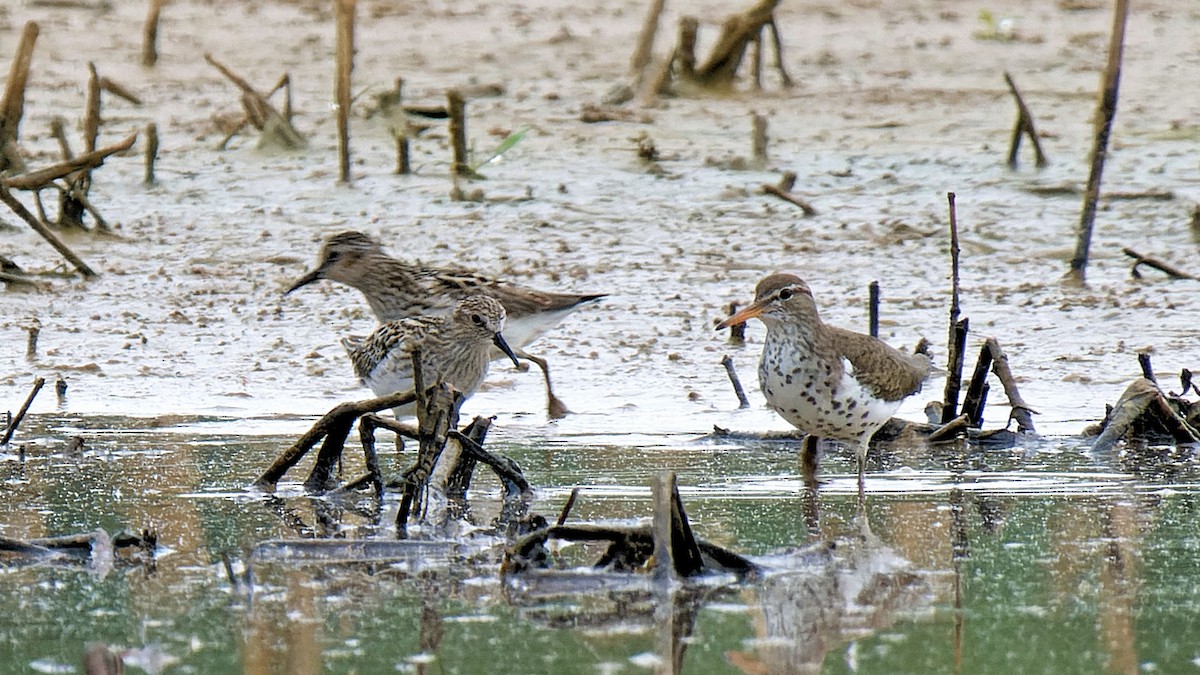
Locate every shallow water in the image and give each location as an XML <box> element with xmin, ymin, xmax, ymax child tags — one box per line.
<box><xmin>2</xmin><ymin>414</ymin><xmax>1199</xmax><ymax>673</ymax></box>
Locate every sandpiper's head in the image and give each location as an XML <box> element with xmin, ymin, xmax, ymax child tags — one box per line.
<box><xmin>453</xmin><ymin>295</ymin><xmax>521</xmax><ymax>367</ymax></box>
<box><xmin>285</xmin><ymin>231</ymin><xmax>385</xmax><ymax>293</ymax></box>
<box><xmin>716</xmin><ymin>273</ymin><xmax>817</xmax><ymax>330</ymax></box>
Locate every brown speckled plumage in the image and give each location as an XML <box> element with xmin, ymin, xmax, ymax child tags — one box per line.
<box><xmin>718</xmin><ymin>272</ymin><xmax>930</xmax><ymax>493</ymax></box>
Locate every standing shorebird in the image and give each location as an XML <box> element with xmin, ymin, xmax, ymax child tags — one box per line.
<box><xmin>344</xmin><ymin>295</ymin><xmax>521</xmax><ymax>417</ymax></box>
<box><xmin>717</xmin><ymin>273</ymin><xmax>930</xmax><ymax>496</ymax></box>
<box><xmin>287</xmin><ymin>231</ymin><xmax>605</xmax><ymax>418</ymax></box>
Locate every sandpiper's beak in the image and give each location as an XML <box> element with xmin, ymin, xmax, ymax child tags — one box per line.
<box><xmin>716</xmin><ymin>300</ymin><xmax>766</xmax><ymax>330</ymax></box>
<box><xmin>284</xmin><ymin>267</ymin><xmax>324</xmax><ymax>295</ymax></box>
<box><xmin>492</xmin><ymin>332</ymin><xmax>521</xmax><ymax>368</ymax></box>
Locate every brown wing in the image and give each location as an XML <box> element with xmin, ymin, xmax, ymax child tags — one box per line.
<box><xmin>417</xmin><ymin>265</ymin><xmax>605</xmax><ymax>318</ymax></box>
<box><xmin>828</xmin><ymin>327</ymin><xmax>930</xmax><ymax>401</ymax></box>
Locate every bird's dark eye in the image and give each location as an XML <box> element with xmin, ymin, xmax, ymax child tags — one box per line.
<box><xmin>778</xmin><ymin>288</ymin><xmax>794</xmax><ymax>301</ymax></box>
<box><xmin>471</xmin><ymin>314</ymin><xmax>485</xmax><ymax>326</ymax></box>
<box><xmin>326</xmin><ymin>251</ymin><xmax>341</xmax><ymax>263</ymax></box>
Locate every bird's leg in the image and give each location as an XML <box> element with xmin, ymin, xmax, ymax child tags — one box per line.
<box><xmin>856</xmin><ymin>440</ymin><xmax>867</xmax><ymax>502</ymax></box>
<box><xmin>514</xmin><ymin>348</ymin><xmax>571</xmax><ymax>419</ymax></box>
<box><xmin>800</xmin><ymin>434</ymin><xmax>819</xmax><ymax>489</ymax></box>
<box><xmin>800</xmin><ymin>435</ymin><xmax>821</xmax><ymax>537</ymax></box>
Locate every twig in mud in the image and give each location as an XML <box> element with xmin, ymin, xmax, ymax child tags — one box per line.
<box><xmin>960</xmin><ymin>344</ymin><xmax>992</xmax><ymax>428</ymax></box>
<box><xmin>335</xmin><ymin>0</ymin><xmax>354</xmax><ymax>184</ymax></box>
<box><xmin>25</xmin><ymin>323</ymin><xmax>39</xmax><ymax>360</ymax></box>
<box><xmin>941</xmin><ymin>192</ymin><xmax>965</xmax><ymax>423</ymax></box>
<box><xmin>941</xmin><ymin>319</ymin><xmax>969</xmax><ymax>423</ymax></box>
<box><xmin>724</xmin><ymin>302</ymin><xmax>746</xmax><ymax>344</ymax></box>
<box><xmin>444</xmin><ymin>415</ymin><xmax>495</xmax><ymax>498</ymax></box>
<box><xmin>1069</xmin><ymin>0</ymin><xmax>1129</xmax><ymax>281</ymax></box>
<box><xmin>651</xmin><ymin>472</ymin><xmax>703</xmax><ymax>579</ymax></box>
<box><xmin>143</xmin><ymin>122</ymin><xmax>158</xmax><ymax>185</ymax></box>
<box><xmin>868</xmin><ymin>280</ymin><xmax>880</xmax><ymax>339</ymax></box>
<box><xmin>253</xmin><ymin>389</ymin><xmax>417</xmax><ymax>491</ymax></box>
<box><xmin>1003</xmin><ymin>72</ymin><xmax>1048</xmax><ymax>169</ymax></box>
<box><xmin>99</xmin><ymin>76</ymin><xmax>142</xmax><ymax>106</ymax></box>
<box><xmin>1137</xmin><ymin>352</ymin><xmax>1155</xmax><ymax>383</ymax></box>
<box><xmin>448</xmin><ymin>429</ymin><xmax>530</xmax><ymax>495</ymax></box>
<box><xmin>84</xmin><ymin>63</ymin><xmax>100</xmax><ymax>154</ymax></box>
<box><xmin>142</xmin><ymin>0</ymin><xmax>166</xmax><ymax>67</ymax></box>
<box><xmin>1123</xmin><ymin>247</ymin><xmax>1199</xmax><ymax>281</ymax></box>
<box><xmin>680</xmin><ymin>0</ymin><xmax>791</xmax><ymax>90</ymax></box>
<box><xmin>759</xmin><ymin>171</ymin><xmax>816</xmax><ymax>216</ymax></box>
<box><xmin>447</xmin><ymin>90</ymin><xmax>473</xmax><ymax>178</ymax></box>
<box><xmin>0</xmin><ymin>184</ymin><xmax>98</xmax><ymax>277</ymax></box>
<box><xmin>50</xmin><ymin>118</ymin><xmax>72</xmax><ymax>159</ymax></box>
<box><xmin>2</xmin><ymin>132</ymin><xmax>136</xmax><ymax>190</ymax></box>
<box><xmin>629</xmin><ymin>0</ymin><xmax>667</xmax><ymax>77</ymax></box>
<box><xmin>2</xmin><ymin>376</ymin><xmax>45</xmax><ymax>446</ymax></box>
<box><xmin>556</xmin><ymin>487</ymin><xmax>580</xmax><ymax>527</ymax></box>
<box><xmin>0</xmin><ymin>22</ymin><xmax>39</xmax><ymax>174</ymax></box>
<box><xmin>392</xmin><ymin>79</ymin><xmax>411</xmax><ymax>175</ymax></box>
<box><xmin>204</xmin><ymin>53</ymin><xmax>306</xmax><ymax>150</ymax></box>
<box><xmin>751</xmin><ymin>112</ymin><xmax>767</xmax><ymax>164</ymax></box>
<box><xmin>984</xmin><ymin>338</ymin><xmax>1037</xmax><ymax>433</ymax></box>
<box><xmin>720</xmin><ymin>355</ymin><xmax>751</xmax><ymax>409</ymax></box>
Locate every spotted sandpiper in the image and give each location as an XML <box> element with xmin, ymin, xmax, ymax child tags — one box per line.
<box><xmin>287</xmin><ymin>231</ymin><xmax>605</xmax><ymax>417</ymax></box>
<box><xmin>344</xmin><ymin>295</ymin><xmax>521</xmax><ymax>418</ymax></box>
<box><xmin>717</xmin><ymin>273</ymin><xmax>931</xmax><ymax>495</ymax></box>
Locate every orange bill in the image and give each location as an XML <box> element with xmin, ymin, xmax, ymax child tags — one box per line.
<box><xmin>716</xmin><ymin>301</ymin><xmax>766</xmax><ymax>330</ymax></box>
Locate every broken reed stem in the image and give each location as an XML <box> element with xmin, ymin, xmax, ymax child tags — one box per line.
<box><xmin>142</xmin><ymin>0</ymin><xmax>165</xmax><ymax>67</ymax></box>
<box><xmin>2</xmin><ymin>376</ymin><xmax>45</xmax><ymax>446</ymax></box>
<box><xmin>960</xmin><ymin>343</ymin><xmax>994</xmax><ymax>428</ymax></box>
<box><xmin>749</xmin><ymin>28</ymin><xmax>763</xmax><ymax>89</ymax></box>
<box><xmin>100</xmin><ymin>76</ymin><xmax>142</xmax><ymax>105</ymax></box>
<box><xmin>720</xmin><ymin>355</ymin><xmax>751</xmax><ymax>408</ymax></box>
<box><xmin>393</xmin><ymin>78</ymin><xmax>410</xmax><ymax>174</ymax></box>
<box><xmin>677</xmin><ymin>17</ymin><xmax>698</xmax><ymax>80</ymax></box>
<box><xmin>725</xmin><ymin>302</ymin><xmax>745</xmax><ymax>344</ymax></box>
<box><xmin>0</xmin><ymin>185</ymin><xmax>97</xmax><ymax>277</ymax></box>
<box><xmin>556</xmin><ymin>487</ymin><xmax>581</xmax><ymax>527</ymax></box>
<box><xmin>983</xmin><ymin>338</ymin><xmax>1037</xmax><ymax>433</ymax></box>
<box><xmin>52</xmin><ymin>179</ymin><xmax>107</xmax><ymax>231</ymax></box>
<box><xmin>941</xmin><ymin>318</ymin><xmax>968</xmax><ymax>424</ymax></box>
<box><xmin>335</xmin><ymin>0</ymin><xmax>354</xmax><ymax>184</ymax></box>
<box><xmin>3</xmin><ymin>131</ymin><xmax>137</xmax><ymax>190</ymax></box>
<box><xmin>941</xmin><ymin>192</ymin><xmax>963</xmax><ymax>423</ymax></box>
<box><xmin>1137</xmin><ymin>352</ymin><xmax>1155</xmax><ymax>383</ymax></box>
<box><xmin>629</xmin><ymin>0</ymin><xmax>667</xmax><ymax>76</ymax></box>
<box><xmin>868</xmin><ymin>280</ymin><xmax>880</xmax><ymax>338</ymax></box>
<box><xmin>0</xmin><ymin>21</ymin><xmax>39</xmax><ymax>173</ymax></box>
<box><xmin>1003</xmin><ymin>72</ymin><xmax>1048</xmax><ymax>169</ymax></box>
<box><xmin>50</xmin><ymin>118</ymin><xmax>71</xmax><ymax>158</ymax></box>
<box><xmin>751</xmin><ymin>112</ymin><xmax>767</xmax><ymax>163</ymax></box>
<box><xmin>25</xmin><ymin>325</ymin><xmax>38</xmax><ymax>360</ymax></box>
<box><xmin>143</xmin><ymin>122</ymin><xmax>158</xmax><ymax>185</ymax></box>
<box><xmin>84</xmin><ymin>63</ymin><xmax>100</xmax><ymax>154</ymax></box>
<box><xmin>1069</xmin><ymin>0</ymin><xmax>1129</xmax><ymax>280</ymax></box>
<box><xmin>447</xmin><ymin>90</ymin><xmax>469</xmax><ymax>177</ymax></box>
<box><xmin>253</xmin><ymin>389</ymin><xmax>417</xmax><ymax>490</ymax></box>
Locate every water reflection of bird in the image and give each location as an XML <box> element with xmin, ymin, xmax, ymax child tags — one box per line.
<box><xmin>718</xmin><ymin>273</ymin><xmax>930</xmax><ymax>496</ymax></box>
<box><xmin>343</xmin><ymin>295</ymin><xmax>520</xmax><ymax>418</ymax></box>
<box><xmin>287</xmin><ymin>231</ymin><xmax>605</xmax><ymax>418</ymax></box>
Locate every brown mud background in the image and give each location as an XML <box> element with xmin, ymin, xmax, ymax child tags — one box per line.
<box><xmin>1</xmin><ymin>0</ymin><xmax>1198</xmax><ymax>440</ymax></box>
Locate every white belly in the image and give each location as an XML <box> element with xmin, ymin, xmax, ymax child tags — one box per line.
<box><xmin>758</xmin><ymin>346</ymin><xmax>899</xmax><ymax>443</ymax></box>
